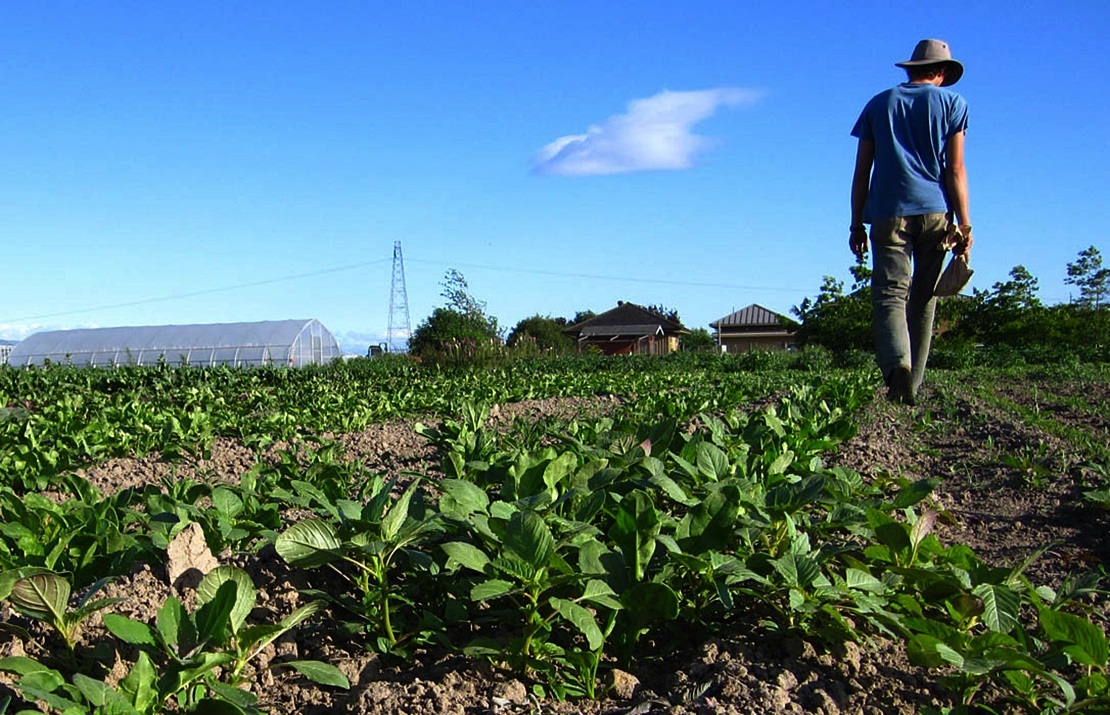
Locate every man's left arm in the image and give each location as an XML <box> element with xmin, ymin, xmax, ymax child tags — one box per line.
<box><xmin>945</xmin><ymin>130</ymin><xmax>972</xmax><ymax>256</ymax></box>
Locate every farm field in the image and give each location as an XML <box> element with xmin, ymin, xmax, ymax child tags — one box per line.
<box><xmin>1</xmin><ymin>355</ymin><xmax>1109</xmax><ymax>715</ymax></box>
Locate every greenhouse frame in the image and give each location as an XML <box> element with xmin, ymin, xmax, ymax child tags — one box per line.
<box><xmin>5</xmin><ymin>319</ymin><xmax>342</xmax><ymax>368</ymax></box>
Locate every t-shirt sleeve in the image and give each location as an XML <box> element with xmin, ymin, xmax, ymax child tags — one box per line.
<box><xmin>946</xmin><ymin>95</ymin><xmax>969</xmax><ymax>137</ymax></box>
<box><xmin>850</xmin><ymin>106</ymin><xmax>872</xmax><ymax>140</ymax></box>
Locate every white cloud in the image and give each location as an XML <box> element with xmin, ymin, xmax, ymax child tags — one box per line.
<box><xmin>533</xmin><ymin>88</ymin><xmax>762</xmax><ymax>177</ymax></box>
<box><xmin>0</xmin><ymin>323</ymin><xmax>67</xmax><ymax>342</ymax></box>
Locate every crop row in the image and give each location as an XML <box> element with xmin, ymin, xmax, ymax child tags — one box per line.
<box><xmin>0</xmin><ymin>355</ymin><xmax>802</xmax><ymax>492</ymax></box>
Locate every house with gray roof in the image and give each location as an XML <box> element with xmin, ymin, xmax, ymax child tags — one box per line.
<box><xmin>564</xmin><ymin>301</ymin><xmax>688</xmax><ymax>355</ymax></box>
<box><xmin>709</xmin><ymin>304</ymin><xmax>796</xmax><ymax>353</ymax></box>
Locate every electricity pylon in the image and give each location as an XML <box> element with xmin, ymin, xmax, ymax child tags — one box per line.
<box><xmin>386</xmin><ymin>241</ymin><xmax>411</xmax><ymax>353</ymax></box>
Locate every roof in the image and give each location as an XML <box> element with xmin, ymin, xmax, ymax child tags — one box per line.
<box><xmin>710</xmin><ymin>304</ymin><xmax>792</xmax><ymax>329</ymax></box>
<box><xmin>579</xmin><ymin>324</ymin><xmax>665</xmax><ymax>338</ymax></box>
<box><xmin>566</xmin><ymin>302</ymin><xmax>688</xmax><ymax>335</ymax></box>
<box><xmin>6</xmin><ymin>319</ymin><xmax>340</xmax><ymax>368</ymax></box>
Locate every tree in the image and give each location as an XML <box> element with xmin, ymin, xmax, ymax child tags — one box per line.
<box><xmin>1066</xmin><ymin>246</ymin><xmax>1110</xmax><ymax>309</ymax></box>
<box><xmin>681</xmin><ymin>327</ymin><xmax>716</xmax><ymax>353</ymax></box>
<box><xmin>570</xmin><ymin>310</ymin><xmax>596</xmax><ymax>325</ymax></box>
<box><xmin>791</xmin><ymin>261</ymin><xmax>873</xmax><ymax>353</ymax></box>
<box><xmin>645</xmin><ymin>304</ymin><xmax>682</xmax><ymax>324</ymax></box>
<box><xmin>507</xmin><ymin>315</ymin><xmax>572</xmax><ymax>352</ymax></box>
<box><xmin>408</xmin><ymin>270</ymin><xmax>501</xmax><ymax>357</ymax></box>
<box><xmin>950</xmin><ymin>265</ymin><xmax>1046</xmax><ymax>346</ymax></box>
<box><xmin>987</xmin><ymin>265</ymin><xmax>1041</xmax><ymax>313</ymax></box>
<box><xmin>434</xmin><ymin>269</ymin><xmax>497</xmax><ymax>330</ymax></box>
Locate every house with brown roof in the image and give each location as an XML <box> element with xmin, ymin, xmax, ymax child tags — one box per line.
<box><xmin>564</xmin><ymin>301</ymin><xmax>689</xmax><ymax>355</ymax></box>
<box><xmin>710</xmin><ymin>304</ymin><xmax>797</xmax><ymax>353</ymax></box>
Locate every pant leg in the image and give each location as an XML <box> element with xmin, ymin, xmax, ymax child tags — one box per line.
<box><xmin>906</xmin><ymin>213</ymin><xmax>950</xmax><ymax>391</ymax></box>
<box><xmin>870</xmin><ymin>217</ymin><xmax>913</xmax><ymax>381</ymax></box>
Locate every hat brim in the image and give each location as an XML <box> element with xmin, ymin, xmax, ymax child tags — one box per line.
<box><xmin>895</xmin><ymin>58</ymin><xmax>964</xmax><ymax>86</ymax></box>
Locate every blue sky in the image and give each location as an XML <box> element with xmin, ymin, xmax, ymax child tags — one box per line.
<box><xmin>2</xmin><ymin>1</ymin><xmax>1107</xmax><ymax>354</ymax></box>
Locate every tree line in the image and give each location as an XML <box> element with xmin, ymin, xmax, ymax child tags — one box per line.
<box><xmin>400</xmin><ymin>245</ymin><xmax>1107</xmax><ymax>364</ymax></box>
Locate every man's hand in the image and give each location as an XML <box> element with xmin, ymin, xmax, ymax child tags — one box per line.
<box><xmin>943</xmin><ymin>222</ymin><xmax>973</xmax><ymax>258</ymax></box>
<box><xmin>849</xmin><ymin>227</ymin><xmax>869</xmax><ymax>258</ymax></box>
<box><xmin>953</xmin><ymin>224</ymin><xmax>973</xmax><ymax>258</ymax></box>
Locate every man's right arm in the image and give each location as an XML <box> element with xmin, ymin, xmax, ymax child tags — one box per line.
<box><xmin>850</xmin><ymin>139</ymin><xmax>874</xmax><ymax>258</ymax></box>
<box><xmin>945</xmin><ymin>130</ymin><xmax>972</xmax><ymax>256</ymax></box>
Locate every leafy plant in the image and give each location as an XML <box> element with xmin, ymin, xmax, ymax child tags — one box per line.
<box><xmin>0</xmin><ymin>569</ymin><xmax>121</xmax><ymax>658</ymax></box>
<box><xmin>274</xmin><ymin>479</ymin><xmax>444</xmax><ymax>655</ymax></box>
<box><xmin>99</xmin><ymin>565</ymin><xmax>347</xmax><ymax>713</ymax></box>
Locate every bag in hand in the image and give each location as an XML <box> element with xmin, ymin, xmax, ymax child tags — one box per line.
<box><xmin>934</xmin><ymin>254</ymin><xmax>973</xmax><ymax>296</ymax></box>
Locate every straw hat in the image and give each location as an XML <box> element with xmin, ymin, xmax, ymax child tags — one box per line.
<box><xmin>896</xmin><ymin>39</ymin><xmax>964</xmax><ymax>86</ymax></box>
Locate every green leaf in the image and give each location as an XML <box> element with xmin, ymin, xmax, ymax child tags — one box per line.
<box><xmin>645</xmin><ymin>472</ymin><xmax>695</xmax><ymax>507</ymax></box>
<box><xmin>444</xmin><ymin>451</ymin><xmax>466</xmax><ymax>480</ymax></box>
<box><xmin>0</xmin><ymin>656</ymin><xmax>54</xmax><ymax>676</ymax></box>
<box><xmin>211</xmin><ymin>487</ymin><xmax>243</xmax><ymax>518</ymax></box>
<box><xmin>438</xmin><ymin>479</ymin><xmax>489</xmax><ymax>517</ymax></box>
<box><xmin>207</xmin><ymin>679</ymin><xmax>260</xmax><ymax>708</ymax></box>
<box><xmin>284</xmin><ymin>660</ymin><xmax>351</xmax><ymax>688</ymax></box>
<box><xmin>874</xmin><ymin>522</ymin><xmax>912</xmax><ymax>554</ymax></box>
<box><xmin>608</xmin><ymin>490</ymin><xmax>659</xmax><ymax>583</ymax></box>
<box><xmin>905</xmin><ymin>635</ymin><xmax>964</xmax><ymax>669</ymax></box>
<box><xmin>441</xmin><ymin>541</ymin><xmax>491</xmax><ymax>573</ymax></box>
<box><xmin>186</xmin><ymin>699</ymin><xmax>247</xmax><ymax>715</ymax></box>
<box><xmin>621</xmin><ymin>581</ymin><xmax>679</xmax><ymax>631</ymax></box>
<box><xmin>580</xmin><ymin>579</ymin><xmax>623</xmax><ymax>612</ymax></box>
<box><xmin>1040</xmin><ymin>608</ymin><xmax>1109</xmax><ymax>666</ymax></box>
<box><xmin>772</xmin><ymin>552</ymin><xmax>821</xmax><ymax>590</ymax></box>
<box><xmin>103</xmin><ymin>614</ymin><xmax>158</xmax><ymax>646</ymax></box>
<box><xmin>768</xmin><ymin>449</ymin><xmax>794</xmax><ymax>475</ymax></box>
<box><xmin>971</xmin><ymin>583</ymin><xmax>1020</xmax><ymax>634</ymax></box>
<box><xmin>696</xmin><ymin>443</ymin><xmax>730</xmax><ymax>481</ymax></box>
<box><xmin>72</xmin><ymin>673</ymin><xmax>124</xmax><ymax>708</ymax></box>
<box><xmin>157</xmin><ymin>596</ymin><xmax>187</xmax><ymax>650</ymax></box>
<box><xmin>675</xmin><ymin>485</ymin><xmax>740</xmax><ymax>555</ymax></box>
<box><xmin>504</xmin><ymin>511</ymin><xmax>554</xmax><ymax>570</ymax></box>
<box><xmin>845</xmin><ymin>568</ymin><xmax>886</xmax><ymax>594</ymax></box>
<box><xmin>543</xmin><ymin>452</ymin><xmax>577</xmax><ymax>491</ymax></box>
<box><xmin>194</xmin><ymin>581</ymin><xmax>237</xmax><ymax>647</ymax></box>
<box><xmin>9</xmin><ymin>571</ymin><xmax>70</xmax><ymax>624</ymax></box>
<box><xmin>275</xmin><ymin>519</ymin><xmax>342</xmax><ymax>568</ymax></box>
<box><xmin>894</xmin><ymin>478</ymin><xmax>939</xmax><ymax>508</ymax></box>
<box><xmin>278</xmin><ymin>600</ymin><xmax>327</xmax><ymax>632</ymax></box>
<box><xmin>118</xmin><ymin>651</ymin><xmax>159</xmax><ymax>713</ymax></box>
<box><xmin>381</xmin><ymin>481</ymin><xmax>420</xmax><ymax>542</ymax></box>
<box><xmin>551</xmin><ymin>597</ymin><xmax>604</xmax><ymax>651</ymax></box>
<box><xmin>239</xmin><ymin>623</ymin><xmax>284</xmax><ymax>650</ymax></box>
<box><xmin>471</xmin><ymin>579</ymin><xmax>515</xmax><ymax>601</ymax></box>
<box><xmin>197</xmin><ymin>566</ymin><xmax>256</xmax><ymax>634</ymax></box>
<box><xmin>164</xmin><ymin>652</ymin><xmax>236</xmax><ymax>695</ymax></box>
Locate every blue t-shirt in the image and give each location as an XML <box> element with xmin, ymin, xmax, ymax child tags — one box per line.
<box><xmin>851</xmin><ymin>83</ymin><xmax>969</xmax><ymax>221</ymax></box>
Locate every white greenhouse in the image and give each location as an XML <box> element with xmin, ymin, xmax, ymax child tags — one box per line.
<box><xmin>5</xmin><ymin>319</ymin><xmax>342</xmax><ymax>368</ymax></box>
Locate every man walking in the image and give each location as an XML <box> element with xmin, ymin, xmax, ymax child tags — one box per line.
<box><xmin>850</xmin><ymin>39</ymin><xmax>972</xmax><ymax>405</ymax></box>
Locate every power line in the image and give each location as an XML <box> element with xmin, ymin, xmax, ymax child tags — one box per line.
<box><xmin>405</xmin><ymin>258</ymin><xmax>812</xmax><ymax>294</ymax></box>
<box><xmin>5</xmin><ymin>253</ymin><xmax>813</xmax><ymax>326</ymax></box>
<box><xmin>5</xmin><ymin>258</ymin><xmax>391</xmax><ymax>323</ymax></box>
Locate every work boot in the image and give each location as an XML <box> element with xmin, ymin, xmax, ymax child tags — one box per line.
<box><xmin>886</xmin><ymin>367</ymin><xmax>916</xmax><ymax>406</ymax></box>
